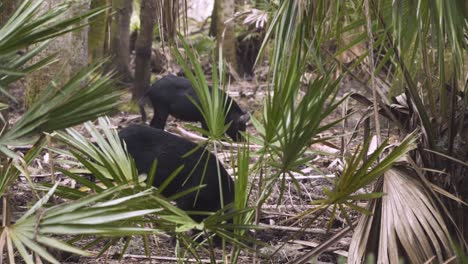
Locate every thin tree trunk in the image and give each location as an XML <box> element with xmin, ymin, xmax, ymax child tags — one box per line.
<box><xmin>0</xmin><ymin>0</ymin><xmax>11</xmax><ymax>207</ymax></box>
<box><xmin>162</xmin><ymin>0</ymin><xmax>177</xmax><ymax>41</ymax></box>
<box><xmin>0</xmin><ymin>0</ymin><xmax>17</xmax><ymax>131</ymax></box>
<box><xmin>209</xmin><ymin>0</ymin><xmax>218</xmax><ymax>37</ymax></box>
<box><xmin>70</xmin><ymin>1</ymin><xmax>90</xmax><ymax>73</ymax></box>
<box><xmin>133</xmin><ymin>0</ymin><xmax>158</xmax><ymax>101</ymax></box>
<box><xmin>216</xmin><ymin>0</ymin><xmax>237</xmax><ymax>72</ymax></box>
<box><xmin>88</xmin><ymin>0</ymin><xmax>110</xmax><ymax>63</ymax></box>
<box><xmin>235</xmin><ymin>0</ymin><xmax>246</xmax><ymax>11</ymax></box>
<box><xmin>109</xmin><ymin>0</ymin><xmax>133</xmax><ymax>83</ymax></box>
<box><xmin>25</xmin><ymin>0</ymin><xmax>72</xmax><ymax>108</ymax></box>
<box><xmin>0</xmin><ymin>0</ymin><xmax>16</xmax><ymax>26</ymax></box>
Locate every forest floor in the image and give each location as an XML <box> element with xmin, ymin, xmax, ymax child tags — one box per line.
<box><xmin>7</xmin><ymin>58</ymin><xmax>389</xmax><ymax>263</ymax></box>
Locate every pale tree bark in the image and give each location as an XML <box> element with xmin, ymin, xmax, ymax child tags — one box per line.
<box><xmin>88</xmin><ymin>0</ymin><xmax>110</xmax><ymax>63</ymax></box>
<box><xmin>0</xmin><ymin>0</ymin><xmax>18</xmax><ymax>230</ymax></box>
<box><xmin>215</xmin><ymin>0</ymin><xmax>238</xmax><ymax>72</ymax></box>
<box><xmin>133</xmin><ymin>0</ymin><xmax>157</xmax><ymax>101</ymax></box>
<box><xmin>0</xmin><ymin>0</ymin><xmax>17</xmax><ymax>26</ymax></box>
<box><xmin>235</xmin><ymin>0</ymin><xmax>246</xmax><ymax>11</ymax></box>
<box><xmin>0</xmin><ymin>0</ymin><xmax>18</xmax><ymax>129</ymax></box>
<box><xmin>109</xmin><ymin>0</ymin><xmax>133</xmax><ymax>83</ymax></box>
<box><xmin>25</xmin><ymin>0</ymin><xmax>72</xmax><ymax>108</ymax></box>
<box><xmin>70</xmin><ymin>1</ymin><xmax>90</xmax><ymax>73</ymax></box>
<box><xmin>24</xmin><ymin>1</ymin><xmax>90</xmax><ymax>108</ymax></box>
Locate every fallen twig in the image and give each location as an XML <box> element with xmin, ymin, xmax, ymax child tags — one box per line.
<box><xmin>261</xmin><ymin>203</ymin><xmax>367</xmax><ymax>211</ymax></box>
<box><xmin>258</xmin><ymin>223</ymin><xmax>329</xmax><ymax>235</ymax></box>
<box><xmin>19</xmin><ymin>172</ymin><xmax>62</xmax><ymax>178</ymax></box>
<box><xmin>225</xmin><ymin>169</ymin><xmax>336</xmax><ymax>180</ymax></box>
<box><xmin>169</xmin><ymin>124</ymin><xmax>339</xmax><ymax>155</ymax></box>
<box><xmin>291</xmin><ymin>240</ymin><xmax>348</xmax><ymax>257</ymax></box>
<box><xmin>287</xmin><ymin>224</ymin><xmax>355</xmax><ymax>264</ymax></box>
<box><xmin>168</xmin><ymin>124</ymin><xmax>262</xmax><ymax>150</ymax></box>
<box><xmin>98</xmin><ymin>253</ymin><xmax>221</xmax><ymax>263</ymax></box>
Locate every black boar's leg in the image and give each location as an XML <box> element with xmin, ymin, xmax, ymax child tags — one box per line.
<box><xmin>150</xmin><ymin>106</ymin><xmax>169</xmax><ymax>129</ymax></box>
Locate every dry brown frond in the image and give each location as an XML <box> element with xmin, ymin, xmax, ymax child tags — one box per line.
<box><xmin>348</xmin><ymin>165</ymin><xmax>456</xmax><ymax>263</ymax></box>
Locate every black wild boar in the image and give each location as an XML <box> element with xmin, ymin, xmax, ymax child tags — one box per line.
<box><xmin>139</xmin><ymin>75</ymin><xmax>249</xmax><ymax>141</ymax></box>
<box><xmin>118</xmin><ymin>124</ymin><xmax>234</xmax><ymax>222</ymax></box>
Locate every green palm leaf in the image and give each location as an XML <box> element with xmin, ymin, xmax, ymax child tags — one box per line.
<box><xmin>0</xmin><ymin>0</ymin><xmax>108</xmax><ymax>96</ymax></box>
<box><xmin>0</xmin><ymin>63</ymin><xmax>122</xmax><ymax>149</ymax></box>
<box><xmin>1</xmin><ymin>183</ymin><xmax>161</xmax><ymax>264</ymax></box>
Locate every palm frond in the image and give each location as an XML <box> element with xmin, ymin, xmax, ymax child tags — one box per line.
<box><xmin>172</xmin><ymin>33</ymin><xmax>230</xmax><ymax>141</ymax></box>
<box><xmin>0</xmin><ymin>63</ymin><xmax>122</xmax><ymax>149</ymax></box>
<box><xmin>253</xmin><ymin>1</ymin><xmax>342</xmax><ymax>206</ymax></box>
<box><xmin>1</xmin><ymin>182</ymin><xmax>160</xmax><ymax>264</ymax></box>
<box><xmin>0</xmin><ymin>136</ymin><xmax>45</xmax><ymax>196</ymax></box>
<box><xmin>51</xmin><ymin>118</ymin><xmax>252</xmax><ymax>253</ymax></box>
<box><xmin>286</xmin><ymin>132</ymin><xmax>418</xmax><ymax>230</ymax></box>
<box><xmin>54</xmin><ymin>117</ymin><xmax>136</xmax><ymax>185</ymax></box>
<box><xmin>349</xmin><ymin>165</ymin><xmax>455</xmax><ymax>263</ymax></box>
<box><xmin>0</xmin><ymin>0</ymin><xmax>109</xmax><ymax>92</ymax></box>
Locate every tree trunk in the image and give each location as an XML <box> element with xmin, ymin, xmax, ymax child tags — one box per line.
<box><xmin>0</xmin><ymin>0</ymin><xmax>17</xmax><ymax>26</ymax></box>
<box><xmin>133</xmin><ymin>0</ymin><xmax>157</xmax><ymax>101</ymax></box>
<box><xmin>25</xmin><ymin>1</ymin><xmax>73</xmax><ymax>108</ymax></box>
<box><xmin>70</xmin><ymin>1</ymin><xmax>90</xmax><ymax>73</ymax></box>
<box><xmin>109</xmin><ymin>0</ymin><xmax>133</xmax><ymax>83</ymax></box>
<box><xmin>209</xmin><ymin>0</ymin><xmax>218</xmax><ymax>37</ymax></box>
<box><xmin>88</xmin><ymin>0</ymin><xmax>110</xmax><ymax>63</ymax></box>
<box><xmin>161</xmin><ymin>0</ymin><xmax>177</xmax><ymax>41</ymax></box>
<box><xmin>24</xmin><ymin>1</ymin><xmax>90</xmax><ymax>108</ymax></box>
<box><xmin>215</xmin><ymin>0</ymin><xmax>237</xmax><ymax>73</ymax></box>
<box><xmin>235</xmin><ymin>0</ymin><xmax>246</xmax><ymax>11</ymax></box>
<box><xmin>0</xmin><ymin>0</ymin><xmax>17</xmax><ymax>129</ymax></box>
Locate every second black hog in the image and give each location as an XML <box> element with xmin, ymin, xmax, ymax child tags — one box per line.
<box><xmin>119</xmin><ymin>124</ymin><xmax>234</xmax><ymax>222</ymax></box>
<box><xmin>139</xmin><ymin>75</ymin><xmax>249</xmax><ymax>141</ymax></box>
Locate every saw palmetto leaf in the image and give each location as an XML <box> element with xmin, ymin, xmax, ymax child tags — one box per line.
<box><xmin>349</xmin><ymin>166</ymin><xmax>455</xmax><ymax>263</ymax></box>
<box><xmin>172</xmin><ymin>33</ymin><xmax>231</xmax><ymax>142</ymax></box>
<box><xmin>0</xmin><ymin>63</ymin><xmax>122</xmax><ymax>149</ymax></box>
<box><xmin>294</xmin><ymin>132</ymin><xmax>419</xmax><ymax>229</ymax></box>
<box><xmin>251</xmin><ymin>1</ymin><xmax>345</xmax><ymax>208</ymax></box>
<box><xmin>1</xmin><ymin>183</ymin><xmax>160</xmax><ymax>264</ymax></box>
<box><xmin>50</xmin><ymin>118</ymin><xmax>253</xmax><ymax>256</ymax></box>
<box><xmin>54</xmin><ymin>117</ymin><xmax>137</xmax><ymax>186</ymax></box>
<box><xmin>0</xmin><ymin>0</ymin><xmax>108</xmax><ymax>97</ymax></box>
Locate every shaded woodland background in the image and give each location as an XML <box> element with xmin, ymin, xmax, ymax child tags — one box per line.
<box><xmin>0</xmin><ymin>0</ymin><xmax>467</xmax><ymax>263</ymax></box>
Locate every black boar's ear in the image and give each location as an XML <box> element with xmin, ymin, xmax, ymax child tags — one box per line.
<box><xmin>239</xmin><ymin>113</ymin><xmax>250</xmax><ymax>123</ymax></box>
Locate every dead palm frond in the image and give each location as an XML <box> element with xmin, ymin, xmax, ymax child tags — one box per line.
<box><xmin>349</xmin><ymin>165</ymin><xmax>456</xmax><ymax>263</ymax></box>
<box><xmin>287</xmin><ymin>132</ymin><xmax>418</xmax><ymax>264</ymax></box>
